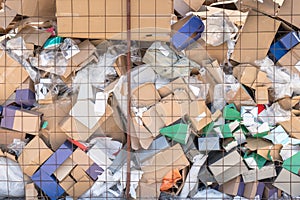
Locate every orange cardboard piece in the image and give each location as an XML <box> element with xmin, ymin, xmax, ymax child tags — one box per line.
<box><xmin>160</xmin><ymin>168</ymin><xmax>182</xmax><ymax>191</ymax></box>
<box><xmin>245</xmin><ymin>138</ymin><xmax>273</xmax><ymax>160</ymax></box>
<box><xmin>235</xmin><ymin>0</ymin><xmax>280</xmax><ymax>16</ymax></box>
<box><xmin>141</xmin><ymin>144</ymin><xmax>189</xmax><ymax>183</ymax></box>
<box><xmin>278</xmin><ymin>43</ymin><xmax>300</xmax><ymax>76</ymax></box>
<box><xmin>219</xmin><ymin>176</ymin><xmax>243</xmax><ymax>196</ymax></box>
<box><xmin>256</xmin><ymin>86</ymin><xmax>269</xmax><ymax>105</ymax></box>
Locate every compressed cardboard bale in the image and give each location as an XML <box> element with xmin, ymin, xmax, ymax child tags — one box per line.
<box><xmin>6</xmin><ymin>0</ymin><xmax>56</xmax><ymax>17</ymax></box>
<box><xmin>56</xmin><ymin>0</ymin><xmax>173</xmax><ymax>41</ymax></box>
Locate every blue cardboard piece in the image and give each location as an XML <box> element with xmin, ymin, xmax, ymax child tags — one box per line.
<box><xmin>256</xmin><ymin>182</ymin><xmax>265</xmax><ymax>199</ymax></box>
<box><xmin>269</xmin><ymin>41</ymin><xmax>288</xmax><ymax>62</ymax></box>
<box><xmin>86</xmin><ymin>163</ymin><xmax>104</xmax><ymax>181</ymax></box>
<box><xmin>32</xmin><ymin>141</ymin><xmax>76</xmax><ymax>199</ymax></box>
<box><xmin>172</xmin><ymin>15</ymin><xmax>204</xmax><ymax>51</ymax></box>
<box><xmin>280</xmin><ymin>31</ymin><xmax>300</xmax><ymax>50</ymax></box>
<box><xmin>269</xmin><ymin>31</ymin><xmax>300</xmax><ymax>62</ymax></box>
<box><xmin>15</xmin><ymin>88</ymin><xmax>36</xmax><ymax>107</ymax></box>
<box><xmin>41</xmin><ymin>141</ymin><xmax>75</xmax><ymax>175</ymax></box>
<box><xmin>32</xmin><ymin>169</ymin><xmax>65</xmax><ymax>200</ymax></box>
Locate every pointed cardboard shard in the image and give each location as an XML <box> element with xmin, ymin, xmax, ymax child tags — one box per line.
<box><xmin>160</xmin><ymin>123</ymin><xmax>190</xmax><ymax>145</ymax></box>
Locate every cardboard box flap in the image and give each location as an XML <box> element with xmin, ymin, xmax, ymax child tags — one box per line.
<box><xmin>231</xmin><ymin>11</ymin><xmax>280</xmax><ymax>64</ymax></box>
<box><xmin>235</xmin><ymin>0</ymin><xmax>280</xmax><ymax>16</ymax></box>
<box><xmin>141</xmin><ymin>144</ymin><xmax>189</xmax><ymax>183</ymax></box>
<box><xmin>18</xmin><ymin>137</ymin><xmax>53</xmax><ymax>176</ymax></box>
<box><xmin>174</xmin><ymin>0</ymin><xmax>205</xmax><ymax>16</ymax></box>
<box><xmin>209</xmin><ymin>151</ymin><xmax>248</xmax><ymax>184</ymax></box>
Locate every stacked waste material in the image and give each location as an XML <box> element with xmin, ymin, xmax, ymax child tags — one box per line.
<box><xmin>0</xmin><ymin>0</ymin><xmax>300</xmax><ymax>199</ymax></box>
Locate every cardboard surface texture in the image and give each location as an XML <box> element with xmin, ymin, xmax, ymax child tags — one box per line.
<box><xmin>174</xmin><ymin>0</ymin><xmax>204</xmax><ymax>16</ymax></box>
<box><xmin>18</xmin><ymin>137</ymin><xmax>53</xmax><ymax>177</ymax></box>
<box><xmin>273</xmin><ymin>168</ymin><xmax>300</xmax><ymax>197</ymax></box>
<box><xmin>0</xmin><ymin>50</ymin><xmax>28</xmax><ymax>104</ymax></box>
<box><xmin>6</xmin><ymin>0</ymin><xmax>56</xmax><ymax>17</ymax></box>
<box><xmin>231</xmin><ymin>11</ymin><xmax>280</xmax><ymax>64</ymax></box>
<box><xmin>56</xmin><ymin>0</ymin><xmax>173</xmax><ymax>41</ymax></box>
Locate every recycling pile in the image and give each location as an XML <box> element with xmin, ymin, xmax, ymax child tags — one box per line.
<box><xmin>0</xmin><ymin>0</ymin><xmax>299</xmax><ymax>199</ymax></box>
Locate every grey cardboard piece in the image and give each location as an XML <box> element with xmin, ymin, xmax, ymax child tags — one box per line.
<box><xmin>273</xmin><ymin>168</ymin><xmax>300</xmax><ymax>197</ymax></box>
<box><xmin>198</xmin><ymin>137</ymin><xmax>220</xmax><ymax>152</ymax></box>
<box><xmin>199</xmin><ymin>166</ymin><xmax>216</xmax><ymax>186</ymax></box>
<box><xmin>242</xmin><ymin>164</ymin><xmax>277</xmax><ymax>183</ymax></box>
<box><xmin>230</xmin><ymin>11</ymin><xmax>280</xmax><ymax>64</ymax></box>
<box><xmin>209</xmin><ymin>151</ymin><xmax>248</xmax><ymax>184</ymax></box>
<box><xmin>134</xmin><ymin>136</ymin><xmax>170</xmax><ymax>168</ymax></box>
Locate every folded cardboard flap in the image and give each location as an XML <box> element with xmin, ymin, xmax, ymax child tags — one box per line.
<box><xmin>18</xmin><ymin>136</ymin><xmax>53</xmax><ymax>177</ymax></box>
<box><xmin>0</xmin><ymin>127</ymin><xmax>25</xmax><ymax>146</ymax></box>
<box><xmin>158</xmin><ymin>77</ymin><xmax>196</xmax><ymax>100</ymax></box>
<box><xmin>64</xmin><ymin>40</ymin><xmax>97</xmax><ymax>78</ymax></box>
<box><xmin>1</xmin><ymin>106</ymin><xmax>43</xmax><ymax>135</ymax></box>
<box><xmin>141</xmin><ymin>144</ymin><xmax>189</xmax><ymax>183</ymax></box>
<box><xmin>230</xmin><ymin>11</ymin><xmax>281</xmax><ymax>64</ymax></box>
<box><xmin>131</xmin><ymin>83</ymin><xmax>161</xmax><ymax>108</ymax></box>
<box><xmin>174</xmin><ymin>0</ymin><xmax>204</xmax><ymax>16</ymax></box>
<box><xmin>56</xmin><ymin>0</ymin><xmax>173</xmax><ymax>40</ymax></box>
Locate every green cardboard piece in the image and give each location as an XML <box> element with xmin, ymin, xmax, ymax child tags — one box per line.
<box><xmin>160</xmin><ymin>123</ymin><xmax>190</xmax><ymax>145</ymax></box>
<box><xmin>244</xmin><ymin>152</ymin><xmax>267</xmax><ymax>169</ymax></box>
<box><xmin>223</xmin><ymin>103</ymin><xmax>242</xmax><ymax>121</ymax></box>
<box><xmin>283</xmin><ymin>151</ymin><xmax>300</xmax><ymax>175</ymax></box>
<box><xmin>253</xmin><ymin>131</ymin><xmax>269</xmax><ymax>138</ymax></box>
<box><xmin>221</xmin><ymin>124</ymin><xmax>233</xmax><ymax>138</ymax></box>
<box><xmin>203</xmin><ymin>122</ymin><xmax>215</xmax><ymax>135</ymax></box>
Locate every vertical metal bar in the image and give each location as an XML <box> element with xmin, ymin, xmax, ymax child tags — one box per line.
<box><xmin>125</xmin><ymin>0</ymin><xmax>131</xmax><ymax>198</ymax></box>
